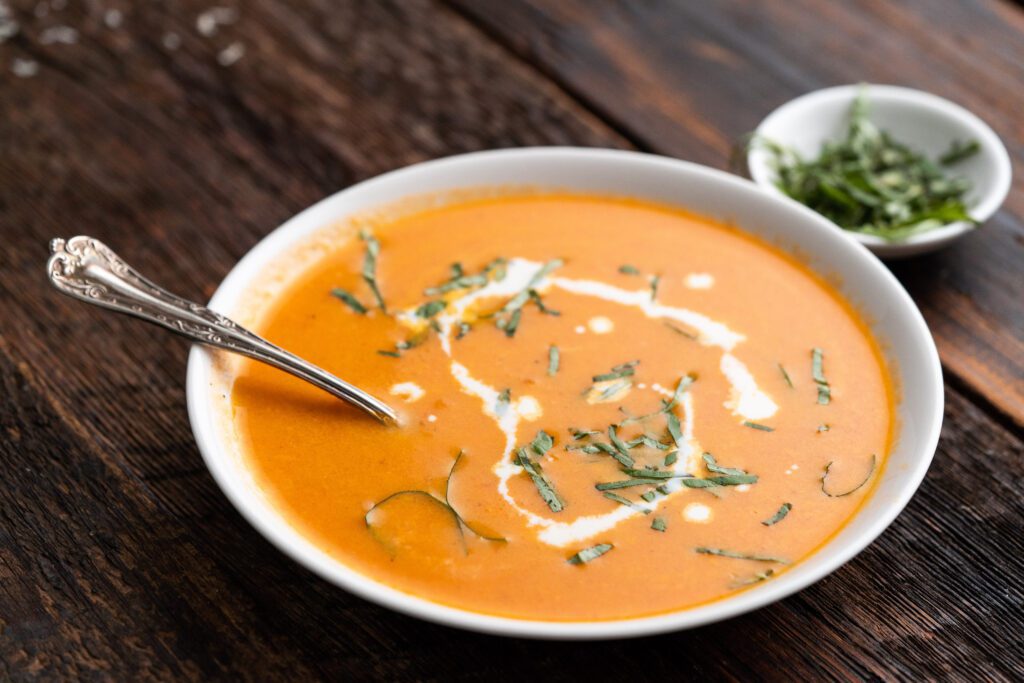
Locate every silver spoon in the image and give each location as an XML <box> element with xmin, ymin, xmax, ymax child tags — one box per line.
<box><xmin>47</xmin><ymin>236</ymin><xmax>398</xmax><ymax>424</ymax></box>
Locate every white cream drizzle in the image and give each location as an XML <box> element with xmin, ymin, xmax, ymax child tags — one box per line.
<box><xmin>389</xmin><ymin>381</ymin><xmax>425</xmax><ymax>403</ymax></box>
<box><xmin>401</xmin><ymin>258</ymin><xmax>777</xmax><ymax>547</ymax></box>
<box><xmin>685</xmin><ymin>272</ymin><xmax>715</xmax><ymax>289</ymax></box>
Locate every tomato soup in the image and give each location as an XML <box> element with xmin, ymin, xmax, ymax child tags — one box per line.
<box><xmin>231</xmin><ymin>194</ymin><xmax>893</xmax><ymax>621</ymax></box>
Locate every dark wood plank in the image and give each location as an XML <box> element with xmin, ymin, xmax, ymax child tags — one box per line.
<box><xmin>0</xmin><ymin>0</ymin><xmax>1021</xmax><ymax>679</ymax></box>
<box><xmin>448</xmin><ymin>0</ymin><xmax>1024</xmax><ymax>432</ymax></box>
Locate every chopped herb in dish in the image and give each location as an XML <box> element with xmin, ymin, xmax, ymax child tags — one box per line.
<box><xmin>752</xmin><ymin>87</ymin><xmax>979</xmax><ymax>242</ymax></box>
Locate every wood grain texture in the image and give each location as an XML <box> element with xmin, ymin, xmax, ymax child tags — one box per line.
<box><xmin>0</xmin><ymin>0</ymin><xmax>1021</xmax><ymax>679</ymax></box>
<box><xmin>449</xmin><ymin>0</ymin><xmax>1024</xmax><ymax>432</ymax></box>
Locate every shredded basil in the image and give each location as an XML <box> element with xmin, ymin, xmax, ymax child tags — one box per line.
<box><xmin>330</xmin><ymin>288</ymin><xmax>367</xmax><ymax>314</ymax></box>
<box><xmin>415</xmin><ymin>300</ymin><xmax>446</xmax><ymax>319</ymax></box>
<box><xmin>364</xmin><ymin>450</ymin><xmax>506</xmax><ymax>555</ymax></box>
<box><xmin>548</xmin><ymin>345</ymin><xmax>560</xmax><ymax>377</ymax></box>
<box><xmin>762</xmin><ymin>503</ymin><xmax>792</xmax><ymax>526</ymax></box>
<box><xmin>595</xmin><ymin>478</ymin><xmax>660</xmax><ymax>491</ymax></box>
<box><xmin>529</xmin><ymin>430</ymin><xmax>554</xmax><ymax>457</ymax></box>
<box><xmin>602</xmin><ymin>491</ymin><xmax>651</xmax><ymax>514</ymax></box>
<box><xmin>664</xmin><ymin>451</ymin><xmax>678</xmax><ymax>467</ymax></box>
<box><xmin>495</xmin><ymin>388</ymin><xmax>511</xmax><ymax>416</ymax></box>
<box><xmin>778</xmin><ymin>363</ymin><xmax>794</xmax><ymax>388</ymax></box>
<box><xmin>812</xmin><ymin>347</ymin><xmax>831</xmax><ymax>405</ymax></box>
<box><xmin>567</xmin><ymin>543</ymin><xmax>613</xmax><ymax>565</ymax></box>
<box><xmin>592</xmin><ymin>360</ymin><xmax>639</xmax><ymax>383</ymax></box>
<box><xmin>649</xmin><ymin>274</ymin><xmax>661</xmax><ymax>301</ymax></box>
<box><xmin>569</xmin><ymin>427</ymin><xmax>599</xmax><ymax>440</ymax></box>
<box><xmin>734</xmin><ymin>569</ymin><xmax>776</xmax><ymax>586</ymax></box>
<box><xmin>821</xmin><ymin>454</ymin><xmax>876</xmax><ymax>497</ymax></box>
<box><xmin>651</xmin><ymin>517</ymin><xmax>667</xmax><ymax>532</ymax></box>
<box><xmin>751</xmin><ymin>87</ymin><xmax>979</xmax><ymax>242</ymax></box>
<box><xmin>702</xmin><ymin>452</ymin><xmax>747</xmax><ymax>476</ymax></box>
<box><xmin>695</xmin><ymin>547</ymin><xmax>789</xmax><ymax>563</ymax></box>
<box><xmin>496</xmin><ymin>259</ymin><xmax>563</xmax><ymax>336</ymax></box>
<box><xmin>619</xmin><ymin>264</ymin><xmax>640</xmax><ymax>275</ymax></box>
<box><xmin>514</xmin><ymin>448</ymin><xmax>564</xmax><ymax>512</ymax></box>
<box><xmin>743</xmin><ymin>420</ymin><xmax>774</xmax><ymax>432</ymax></box>
<box><xmin>664</xmin><ymin>321</ymin><xmax>697</xmax><ymax>340</ymax></box>
<box><xmin>358</xmin><ymin>229</ymin><xmax>386</xmax><ymax>312</ymax></box>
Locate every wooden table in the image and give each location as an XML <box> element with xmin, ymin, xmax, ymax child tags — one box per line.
<box><xmin>2</xmin><ymin>1</ymin><xmax>1022</xmax><ymax>679</ymax></box>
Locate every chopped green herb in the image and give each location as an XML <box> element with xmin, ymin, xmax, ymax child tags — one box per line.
<box><xmin>681</xmin><ymin>474</ymin><xmax>758</xmax><ymax>488</ymax></box>
<box><xmin>751</xmin><ymin>87</ymin><xmax>980</xmax><ymax>242</ymax></box>
<box><xmin>529</xmin><ymin>289</ymin><xmax>561</xmax><ymax>316</ymax></box>
<box><xmin>666</xmin><ymin>412</ymin><xmax>684</xmax><ymax>450</ymax></box>
<box><xmin>702</xmin><ymin>452</ymin><xmax>747</xmax><ymax>476</ymax></box>
<box><xmin>620</xmin><ymin>468</ymin><xmax>678</xmax><ymax>480</ymax></box>
<box><xmin>620</xmin><ymin>374</ymin><xmax>696</xmax><ymax>425</ymax></box>
<box><xmin>495</xmin><ymin>388</ymin><xmax>511</xmax><ymax>416</ymax></box>
<box><xmin>762</xmin><ymin>503</ymin><xmax>792</xmax><ymax>526</ymax></box>
<box><xmin>607</xmin><ymin>424</ymin><xmax>632</xmax><ymax>459</ymax></box>
<box><xmin>455</xmin><ymin>321</ymin><xmax>471</xmax><ymax>339</ymax></box>
<box><xmin>567</xmin><ymin>543</ymin><xmax>613</xmax><ymax>565</ymax></box>
<box><xmin>640</xmin><ymin>490</ymin><xmax>658</xmax><ymax>503</ymax></box>
<box><xmin>569</xmin><ymin>427</ymin><xmax>598</xmax><ymax>440</ymax></box>
<box><xmin>573</xmin><ymin>438</ymin><xmax>634</xmax><ymax>468</ymax></box>
<box><xmin>664</xmin><ymin>321</ymin><xmax>697</xmax><ymax>340</ymax></box>
<box><xmin>619</xmin><ymin>264</ymin><xmax>641</xmax><ymax>275</ymax></box>
<box><xmin>377</xmin><ymin>350</ymin><xmax>401</xmax><ymax>358</ymax></box>
<box><xmin>592</xmin><ymin>360</ymin><xmax>639</xmax><ymax>383</ymax></box>
<box><xmin>444</xmin><ymin>451</ymin><xmax>507</xmax><ymax>543</ymax></box>
<box><xmin>514</xmin><ymin>448</ymin><xmax>564</xmax><ymax>513</ymax></box>
<box><xmin>625</xmin><ymin>435</ymin><xmax>671</xmax><ymax>450</ymax></box>
<box><xmin>695</xmin><ymin>547</ymin><xmax>789</xmax><ymax>563</ymax></box>
<box><xmin>939</xmin><ymin>139</ymin><xmax>981</xmax><ymax>166</ymax></box>
<box><xmin>529</xmin><ymin>430</ymin><xmax>554</xmax><ymax>457</ymax></box>
<box><xmin>733</xmin><ymin>569</ymin><xmax>776</xmax><ymax>586</ymax></box>
<box><xmin>742</xmin><ymin>420</ymin><xmax>774</xmax><ymax>432</ymax></box>
<box><xmin>595</xmin><ymin>478</ymin><xmax>661</xmax><ymax>491</ymax></box>
<box><xmin>664</xmin><ymin>451</ymin><xmax>678</xmax><ymax>467</ymax></box>
<box><xmin>547</xmin><ymin>345</ymin><xmax>560</xmax><ymax>377</ymax></box>
<box><xmin>364</xmin><ymin>450</ymin><xmax>506</xmax><ymax>555</ymax></box>
<box><xmin>651</xmin><ymin>517</ymin><xmax>667</xmax><ymax>532</ymax></box>
<box><xmin>500</xmin><ymin>308</ymin><xmax>523</xmax><ymax>338</ymax></box>
<box><xmin>649</xmin><ymin>274</ymin><xmax>661</xmax><ymax>302</ymax></box>
<box><xmin>821</xmin><ymin>454</ymin><xmax>876</xmax><ymax>497</ymax></box>
<box><xmin>330</xmin><ymin>288</ymin><xmax>368</xmax><ymax>314</ymax></box>
<box><xmin>415</xmin><ymin>300</ymin><xmax>446</xmax><ymax>319</ymax></box>
<box><xmin>593</xmin><ymin>378</ymin><xmax>634</xmax><ymax>403</ymax></box>
<box><xmin>496</xmin><ymin>259</ymin><xmax>563</xmax><ymax>336</ymax></box>
<box><xmin>359</xmin><ymin>230</ymin><xmax>386</xmax><ymax>312</ymax></box>
<box><xmin>812</xmin><ymin>347</ymin><xmax>831</xmax><ymax>405</ymax></box>
<box><xmin>778</xmin><ymin>363</ymin><xmax>794</xmax><ymax>388</ymax></box>
<box><xmin>602</xmin><ymin>491</ymin><xmax>651</xmax><ymax>514</ymax></box>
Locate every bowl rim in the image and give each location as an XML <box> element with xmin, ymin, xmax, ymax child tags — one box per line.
<box><xmin>186</xmin><ymin>147</ymin><xmax>943</xmax><ymax>639</ymax></box>
<box><xmin>746</xmin><ymin>83</ymin><xmax>1012</xmax><ymax>252</ymax></box>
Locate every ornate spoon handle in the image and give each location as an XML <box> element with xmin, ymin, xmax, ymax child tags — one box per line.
<box><xmin>47</xmin><ymin>236</ymin><xmax>397</xmax><ymax>424</ymax></box>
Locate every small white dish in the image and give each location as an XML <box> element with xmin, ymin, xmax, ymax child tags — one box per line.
<box><xmin>747</xmin><ymin>84</ymin><xmax>1011</xmax><ymax>258</ymax></box>
<box><xmin>186</xmin><ymin>148</ymin><xmax>944</xmax><ymax>639</ymax></box>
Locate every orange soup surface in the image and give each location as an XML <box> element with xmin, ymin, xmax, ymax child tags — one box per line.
<box><xmin>232</xmin><ymin>194</ymin><xmax>893</xmax><ymax>621</ymax></box>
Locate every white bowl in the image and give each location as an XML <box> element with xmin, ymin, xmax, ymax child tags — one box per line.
<box><xmin>747</xmin><ymin>84</ymin><xmax>1011</xmax><ymax>258</ymax></box>
<box><xmin>186</xmin><ymin>148</ymin><xmax>943</xmax><ymax>639</ymax></box>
